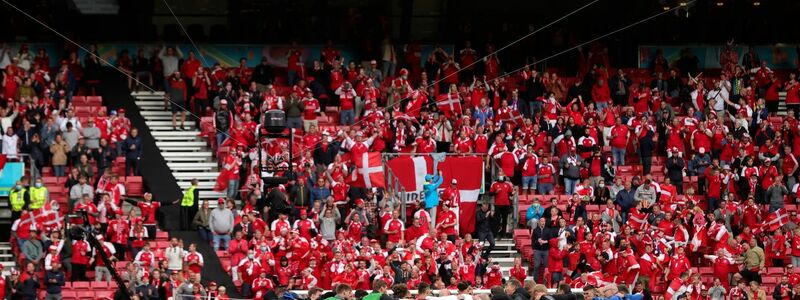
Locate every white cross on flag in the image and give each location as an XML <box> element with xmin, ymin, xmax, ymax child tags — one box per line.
<box><xmin>352</xmin><ymin>152</ymin><xmax>385</xmax><ymax>188</ymax></box>
<box><xmin>499</xmin><ymin>110</ymin><xmax>524</xmax><ymax>126</ymax></box>
<box><xmin>754</xmin><ymin>208</ymin><xmax>789</xmax><ymax>234</ymax></box>
<box><xmin>436</xmin><ymin>93</ymin><xmax>462</xmax><ymax>117</ymax></box>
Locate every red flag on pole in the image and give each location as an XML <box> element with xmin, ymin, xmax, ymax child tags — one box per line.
<box><xmin>436</xmin><ymin>93</ymin><xmax>462</xmax><ymax>117</ymax></box>
<box><xmin>499</xmin><ymin>110</ymin><xmax>524</xmax><ymax>126</ymax></box>
<box><xmin>754</xmin><ymin>208</ymin><xmax>789</xmax><ymax>234</ymax></box>
<box><xmin>352</xmin><ymin>152</ymin><xmax>385</xmax><ymax>188</ymax></box>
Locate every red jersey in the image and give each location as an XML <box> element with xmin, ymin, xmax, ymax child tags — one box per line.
<box><xmin>137</xmin><ymin>201</ymin><xmax>160</xmax><ymax>225</ymax></box>
<box><xmin>490</xmin><ymin>181</ymin><xmax>514</xmax><ymax>206</ymax></box>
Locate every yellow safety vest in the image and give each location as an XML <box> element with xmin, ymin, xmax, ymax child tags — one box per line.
<box><xmin>181</xmin><ymin>186</ymin><xmax>196</xmax><ymax>207</ymax></box>
<box><xmin>28</xmin><ymin>187</ymin><xmax>47</xmax><ymax>209</ymax></box>
<box><xmin>9</xmin><ymin>188</ymin><xmax>25</xmax><ymax>211</ymax></box>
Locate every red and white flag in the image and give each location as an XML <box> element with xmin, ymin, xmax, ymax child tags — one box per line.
<box><xmin>352</xmin><ymin>152</ymin><xmax>385</xmax><ymax>188</ymax></box>
<box><xmin>498</xmin><ymin>110</ymin><xmax>524</xmax><ymax>127</ymax></box>
<box><xmin>436</xmin><ymin>93</ymin><xmax>462</xmax><ymax>117</ymax></box>
<box><xmin>19</xmin><ymin>201</ymin><xmax>61</xmax><ymax>229</ymax></box>
<box><xmin>386</xmin><ymin>155</ymin><xmax>484</xmax><ymax>233</ymax></box>
<box><xmin>754</xmin><ymin>208</ymin><xmax>789</xmax><ymax>234</ymax></box>
<box><xmin>627</xmin><ymin>209</ymin><xmax>648</xmax><ymax>231</ymax></box>
<box><xmin>664</xmin><ymin>278</ymin><xmax>688</xmax><ymax>300</ymax></box>
<box><xmin>585</xmin><ymin>271</ymin><xmax>614</xmax><ymax>288</ymax></box>
<box><xmin>438</xmin><ymin>156</ymin><xmax>483</xmax><ymax>234</ymax></box>
<box><xmin>0</xmin><ymin>154</ymin><xmax>6</xmax><ymax>177</ymax></box>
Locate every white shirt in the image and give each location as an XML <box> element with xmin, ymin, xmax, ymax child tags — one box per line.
<box><xmin>1</xmin><ymin>134</ymin><xmax>18</xmax><ymax>157</ymax></box>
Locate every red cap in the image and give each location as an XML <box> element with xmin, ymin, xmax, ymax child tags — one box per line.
<box><xmin>218</xmin><ymin>197</ymin><xmax>225</xmax><ymax>204</ymax></box>
<box><xmin>300</xmin><ymin>210</ymin><xmax>308</xmax><ymax>216</ymax></box>
<box><xmin>355</xmin><ymin>198</ymin><xmax>364</xmax><ymax>206</ymax></box>
<box><xmin>399</xmin><ymin>68</ymin><xmax>409</xmax><ymax>76</ymax></box>
<box><xmin>118</xmin><ymin>108</ymin><xmax>125</xmax><ymax>114</ymax></box>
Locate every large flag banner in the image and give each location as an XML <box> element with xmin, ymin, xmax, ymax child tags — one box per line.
<box><xmin>352</xmin><ymin>152</ymin><xmax>385</xmax><ymax>188</ymax></box>
<box><xmin>754</xmin><ymin>208</ymin><xmax>789</xmax><ymax>234</ymax></box>
<box><xmin>19</xmin><ymin>201</ymin><xmax>61</xmax><ymax>229</ymax></box>
<box><xmin>387</xmin><ymin>155</ymin><xmax>484</xmax><ymax>234</ymax></box>
<box><xmin>387</xmin><ymin>156</ymin><xmax>433</xmax><ymax>199</ymax></box>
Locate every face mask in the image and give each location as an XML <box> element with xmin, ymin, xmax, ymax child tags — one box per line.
<box><xmin>598</xmin><ymin>183</ymin><xmax>605</xmax><ymax>187</ymax></box>
<box><xmin>35</xmin><ymin>183</ymin><xmax>42</xmax><ymax>188</ymax></box>
<box><xmin>248</xmin><ymin>254</ymin><xmax>255</xmax><ymax>259</ymax></box>
<box><xmin>15</xmin><ymin>185</ymin><xmax>22</xmax><ymax>190</ymax></box>
<box><xmin>260</xmin><ymin>246</ymin><xmax>267</xmax><ymax>252</ymax></box>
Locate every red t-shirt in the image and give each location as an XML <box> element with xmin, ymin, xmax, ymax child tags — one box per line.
<box><xmin>490</xmin><ymin>181</ymin><xmax>513</xmax><ymax>206</ymax></box>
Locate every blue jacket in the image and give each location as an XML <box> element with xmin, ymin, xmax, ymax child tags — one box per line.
<box><xmin>310</xmin><ymin>185</ymin><xmax>331</xmax><ymax>203</ymax></box>
<box><xmin>423</xmin><ymin>174</ymin><xmax>443</xmax><ymax>209</ymax></box>
<box><xmin>45</xmin><ymin>269</ymin><xmax>66</xmax><ymax>294</ymax></box>
<box><xmin>526</xmin><ymin>204</ymin><xmax>544</xmax><ymax>222</ymax></box>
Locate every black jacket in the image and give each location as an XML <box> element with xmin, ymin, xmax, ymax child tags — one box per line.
<box><xmin>531</xmin><ymin>226</ymin><xmax>552</xmax><ymax>251</ymax></box>
<box><xmin>45</xmin><ymin>270</ymin><xmax>65</xmax><ymax>294</ymax></box>
<box><xmin>312</xmin><ymin>141</ymin><xmax>341</xmax><ymax>166</ymax></box>
<box><xmin>638</xmin><ymin>130</ymin><xmax>655</xmax><ymax>158</ymax></box>
<box><xmin>252</xmin><ymin>63</ymin><xmax>275</xmax><ymax>85</ymax></box>
<box><xmin>289</xmin><ymin>184</ymin><xmax>312</xmax><ymax>207</ymax></box>
<box><xmin>773</xmin><ymin>283</ymin><xmax>793</xmax><ymax>300</ymax></box>
<box><xmin>476</xmin><ymin>209</ymin><xmax>494</xmax><ymax>236</ymax></box>
<box><xmin>666</xmin><ymin>156</ymin><xmax>685</xmax><ymax>183</ymax></box>
<box><xmin>19</xmin><ymin>273</ymin><xmax>38</xmax><ymax>299</ymax></box>
<box><xmin>511</xmin><ymin>288</ymin><xmax>531</xmax><ymax>300</ymax></box>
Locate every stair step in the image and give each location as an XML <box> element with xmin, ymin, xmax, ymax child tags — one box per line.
<box><xmin>173</xmin><ymin>172</ymin><xmax>220</xmax><ymax>180</ymax></box>
<box><xmin>163</xmin><ymin>156</ymin><xmax>212</xmax><ymax>162</ymax></box>
<box><xmin>143</xmin><ymin>115</ymin><xmax>179</xmax><ymax>121</ymax></box>
<box><xmin>159</xmin><ymin>146</ymin><xmax>208</xmax><ymax>151</ymax></box>
<box><xmin>167</xmin><ymin>162</ymin><xmax>217</xmax><ymax>171</ymax></box>
<box><xmin>132</xmin><ymin>91</ymin><xmax>166</xmax><ymax>97</ymax></box>
<box><xmin>161</xmin><ymin>151</ymin><xmax>211</xmax><ymax>157</ymax></box>
<box><xmin>200</xmin><ymin>190</ymin><xmax>228</xmax><ymax>200</ymax></box>
<box><xmin>151</xmin><ymin>131</ymin><xmax>201</xmax><ymax>136</ymax></box>
<box><xmin>145</xmin><ymin>121</ymin><xmax>197</xmax><ymax>127</ymax></box>
<box><xmin>178</xmin><ymin>181</ymin><xmax>216</xmax><ymax>189</ymax></box>
<box><xmin>140</xmin><ymin>111</ymin><xmax>174</xmax><ymax>116</ymax></box>
<box><xmin>150</xmin><ymin>126</ymin><xmax>203</xmax><ymax>132</ymax></box>
<box><xmin>152</xmin><ymin>135</ymin><xmax>203</xmax><ymax>142</ymax></box>
<box><xmin>157</xmin><ymin>141</ymin><xmax>207</xmax><ymax>147</ymax></box>
<box><xmin>135</xmin><ymin>101</ymin><xmax>165</xmax><ymax>107</ymax></box>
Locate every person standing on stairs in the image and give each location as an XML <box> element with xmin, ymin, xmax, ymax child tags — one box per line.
<box><xmin>179</xmin><ymin>179</ymin><xmax>199</xmax><ymax>231</ymax></box>
<box><xmin>213</xmin><ymin>100</ymin><xmax>232</xmax><ymax>148</ymax></box>
<box><xmin>209</xmin><ymin>198</ymin><xmax>234</xmax><ymax>250</ymax></box>
<box><xmin>168</xmin><ymin>71</ymin><xmax>188</xmax><ymax>131</ymax></box>
<box><xmin>123</xmin><ymin>128</ymin><xmax>142</xmax><ymax>176</ymax></box>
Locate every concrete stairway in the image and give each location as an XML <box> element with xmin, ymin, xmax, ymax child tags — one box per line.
<box><xmin>132</xmin><ymin>91</ymin><xmax>227</xmax><ymax>204</ymax></box>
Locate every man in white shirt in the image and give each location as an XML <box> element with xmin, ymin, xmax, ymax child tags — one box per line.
<box><xmin>1</xmin><ymin>127</ymin><xmax>19</xmax><ymax>158</ymax></box>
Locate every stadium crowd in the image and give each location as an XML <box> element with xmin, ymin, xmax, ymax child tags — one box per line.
<box><xmin>3</xmin><ymin>38</ymin><xmax>800</xmax><ymax>300</ymax></box>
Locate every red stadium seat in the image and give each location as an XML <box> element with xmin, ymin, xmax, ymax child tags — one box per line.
<box><xmin>72</xmin><ymin>281</ymin><xmax>90</xmax><ymax>290</ymax></box>
<box><xmin>87</xmin><ymin>96</ymin><xmax>103</xmax><ymax>105</ymax></box>
<box><xmin>43</xmin><ymin>176</ymin><xmax>57</xmax><ymax>185</ymax></box>
<box><xmin>126</xmin><ymin>176</ymin><xmax>143</xmax><ymax>197</ymax></box>
<box><xmin>62</xmin><ymin>291</ymin><xmax>78</xmax><ymax>300</ymax></box>
<box><xmin>77</xmin><ymin>291</ymin><xmax>95</xmax><ymax>300</ymax></box>
<box><xmin>91</xmin><ymin>281</ymin><xmax>109</xmax><ymax>289</ymax></box>
<box><xmin>767</xmin><ymin>267</ymin><xmax>783</xmax><ymax>274</ymax></box>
